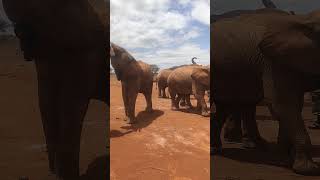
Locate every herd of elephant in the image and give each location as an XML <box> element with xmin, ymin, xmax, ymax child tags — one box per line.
<box><xmin>110</xmin><ymin>42</ymin><xmax>210</xmax><ymax>124</ymax></box>
<box><xmin>156</xmin><ymin>59</ymin><xmax>210</xmax><ymax>117</ymax></box>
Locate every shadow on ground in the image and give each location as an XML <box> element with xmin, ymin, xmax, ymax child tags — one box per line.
<box><xmin>110</xmin><ymin>110</ymin><xmax>164</xmax><ymax>138</ymax></box>
<box><xmin>179</xmin><ymin>107</ymin><xmax>210</xmax><ymax>117</ymax></box>
<box><xmin>80</xmin><ymin>154</ymin><xmax>108</xmax><ymax>180</ymax></box>
<box><xmin>217</xmin><ymin>143</ymin><xmax>320</xmax><ymax>170</ymax></box>
<box><xmin>121</xmin><ymin>110</ymin><xmax>164</xmax><ymax>132</ymax></box>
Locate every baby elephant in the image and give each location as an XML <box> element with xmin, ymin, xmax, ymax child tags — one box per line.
<box><xmin>110</xmin><ymin>42</ymin><xmax>153</xmax><ymax>124</ymax></box>
<box><xmin>191</xmin><ymin>66</ymin><xmax>210</xmax><ymax>117</ymax></box>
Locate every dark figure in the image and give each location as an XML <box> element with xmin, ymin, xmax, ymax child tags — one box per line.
<box><xmin>310</xmin><ymin>90</ymin><xmax>320</xmax><ymax>129</ymax></box>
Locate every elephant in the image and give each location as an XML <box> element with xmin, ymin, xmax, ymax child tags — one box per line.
<box><xmin>191</xmin><ymin>66</ymin><xmax>210</xmax><ymax>117</ymax></box>
<box><xmin>2</xmin><ymin>0</ymin><xmax>109</xmax><ymax>179</ymax></box>
<box><xmin>212</xmin><ymin>9</ymin><xmax>320</xmax><ymax>175</ymax></box>
<box><xmin>156</xmin><ymin>69</ymin><xmax>173</xmax><ymax>98</ymax></box>
<box><xmin>167</xmin><ymin>65</ymin><xmax>202</xmax><ymax>112</ymax></box>
<box><xmin>110</xmin><ymin>42</ymin><xmax>153</xmax><ymax>124</ymax></box>
<box><xmin>211</xmin><ymin>0</ymin><xmax>293</xmax><ymax>23</ymax></box>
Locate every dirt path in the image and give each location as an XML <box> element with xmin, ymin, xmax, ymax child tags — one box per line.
<box><xmin>212</xmin><ymin>101</ymin><xmax>320</xmax><ymax>180</ymax></box>
<box><xmin>0</xmin><ymin>39</ymin><xmax>107</xmax><ymax>180</ymax></box>
<box><xmin>110</xmin><ymin>75</ymin><xmax>210</xmax><ymax>180</ymax></box>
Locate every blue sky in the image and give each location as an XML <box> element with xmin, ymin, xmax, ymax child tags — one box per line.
<box><xmin>110</xmin><ymin>0</ymin><xmax>210</xmax><ymax>69</ymax></box>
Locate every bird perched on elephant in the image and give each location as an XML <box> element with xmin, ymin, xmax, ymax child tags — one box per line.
<box><xmin>212</xmin><ymin>8</ymin><xmax>320</xmax><ymax>175</ymax></box>
<box><xmin>2</xmin><ymin>0</ymin><xmax>108</xmax><ymax>179</ymax></box>
<box><xmin>110</xmin><ymin>42</ymin><xmax>153</xmax><ymax>124</ymax></box>
<box><xmin>191</xmin><ymin>66</ymin><xmax>210</xmax><ymax>117</ymax></box>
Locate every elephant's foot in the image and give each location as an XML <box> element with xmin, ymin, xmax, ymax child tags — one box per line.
<box><xmin>127</xmin><ymin>117</ymin><xmax>137</xmax><ymax>124</ymax></box>
<box><xmin>18</xmin><ymin>176</ymin><xmax>29</xmax><ymax>180</ymax></box>
<box><xmin>242</xmin><ymin>137</ymin><xmax>268</xmax><ymax>150</ymax></box>
<box><xmin>171</xmin><ymin>106</ymin><xmax>179</xmax><ymax>111</ymax></box>
<box><xmin>201</xmin><ymin>111</ymin><xmax>210</xmax><ymax>117</ymax></box>
<box><xmin>145</xmin><ymin>107</ymin><xmax>153</xmax><ymax>113</ymax></box>
<box><xmin>293</xmin><ymin>155</ymin><xmax>320</xmax><ymax>175</ymax></box>
<box><xmin>180</xmin><ymin>101</ymin><xmax>186</xmax><ymax>107</ymax></box>
<box><xmin>224</xmin><ymin>129</ymin><xmax>242</xmax><ymax>144</ymax></box>
<box><xmin>211</xmin><ymin>146</ymin><xmax>222</xmax><ymax>155</ymax></box>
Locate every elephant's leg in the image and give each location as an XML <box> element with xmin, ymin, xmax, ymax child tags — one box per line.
<box><xmin>158</xmin><ymin>86</ymin><xmax>162</xmax><ymax>97</ymax></box>
<box><xmin>212</xmin><ymin>103</ymin><xmax>228</xmax><ymax>154</ymax></box>
<box><xmin>175</xmin><ymin>94</ymin><xmax>183</xmax><ymax>109</ymax></box>
<box><xmin>224</xmin><ymin>115</ymin><xmax>242</xmax><ymax>143</ymax></box>
<box><xmin>169</xmin><ymin>88</ymin><xmax>178</xmax><ymax>110</ymax></box>
<box><xmin>162</xmin><ymin>88</ymin><xmax>167</xmax><ymax>98</ymax></box>
<box><xmin>195</xmin><ymin>91</ymin><xmax>209</xmax><ymax>117</ymax></box>
<box><xmin>55</xmin><ymin>96</ymin><xmax>89</xmax><ymax>179</ymax></box>
<box><xmin>185</xmin><ymin>95</ymin><xmax>193</xmax><ymax>109</ymax></box>
<box><xmin>143</xmin><ymin>88</ymin><xmax>153</xmax><ymax>113</ymax></box>
<box><xmin>126</xmin><ymin>83</ymin><xmax>139</xmax><ymax>124</ymax></box>
<box><xmin>180</xmin><ymin>95</ymin><xmax>186</xmax><ymax>107</ymax></box>
<box><xmin>241</xmin><ymin>105</ymin><xmax>267</xmax><ymax>149</ymax></box>
<box><xmin>122</xmin><ymin>82</ymin><xmax>129</xmax><ymax>121</ymax></box>
<box><xmin>52</xmin><ymin>58</ymin><xmax>91</xmax><ymax>179</ymax></box>
<box><xmin>35</xmin><ymin>60</ymin><xmax>59</xmax><ymax>174</ymax></box>
<box><xmin>272</xmin><ymin>66</ymin><xmax>319</xmax><ymax>175</ymax></box>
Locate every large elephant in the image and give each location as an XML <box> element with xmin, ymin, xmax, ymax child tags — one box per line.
<box><xmin>156</xmin><ymin>69</ymin><xmax>172</xmax><ymax>98</ymax></box>
<box><xmin>212</xmin><ymin>9</ymin><xmax>320</xmax><ymax>175</ymax></box>
<box><xmin>110</xmin><ymin>42</ymin><xmax>153</xmax><ymax>124</ymax></box>
<box><xmin>2</xmin><ymin>0</ymin><xmax>108</xmax><ymax>179</ymax></box>
<box><xmin>167</xmin><ymin>65</ymin><xmax>201</xmax><ymax>111</ymax></box>
<box><xmin>191</xmin><ymin>66</ymin><xmax>210</xmax><ymax>117</ymax></box>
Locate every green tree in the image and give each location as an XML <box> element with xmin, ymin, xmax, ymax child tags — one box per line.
<box><xmin>150</xmin><ymin>64</ymin><xmax>160</xmax><ymax>74</ymax></box>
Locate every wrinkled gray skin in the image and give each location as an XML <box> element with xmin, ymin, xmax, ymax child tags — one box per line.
<box><xmin>3</xmin><ymin>0</ymin><xmax>108</xmax><ymax>179</ymax></box>
<box><xmin>191</xmin><ymin>66</ymin><xmax>210</xmax><ymax>117</ymax></box>
<box><xmin>212</xmin><ymin>7</ymin><xmax>290</xmax><ymax>149</ymax></box>
<box><xmin>167</xmin><ymin>65</ymin><xmax>201</xmax><ymax>111</ymax></box>
<box><xmin>212</xmin><ymin>9</ymin><xmax>320</xmax><ymax>175</ymax></box>
<box><xmin>110</xmin><ymin>42</ymin><xmax>153</xmax><ymax>124</ymax></box>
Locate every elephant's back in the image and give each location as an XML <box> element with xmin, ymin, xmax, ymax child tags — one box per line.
<box><xmin>168</xmin><ymin>66</ymin><xmax>194</xmax><ymax>94</ymax></box>
<box><xmin>157</xmin><ymin>69</ymin><xmax>172</xmax><ymax>86</ymax></box>
<box><xmin>137</xmin><ymin>60</ymin><xmax>153</xmax><ymax>84</ymax></box>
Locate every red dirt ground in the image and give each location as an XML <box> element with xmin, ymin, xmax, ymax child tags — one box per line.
<box><xmin>110</xmin><ymin>75</ymin><xmax>210</xmax><ymax>180</ymax></box>
<box><xmin>212</xmin><ymin>95</ymin><xmax>320</xmax><ymax>180</ymax></box>
<box><xmin>0</xmin><ymin>39</ymin><xmax>107</xmax><ymax>180</ymax></box>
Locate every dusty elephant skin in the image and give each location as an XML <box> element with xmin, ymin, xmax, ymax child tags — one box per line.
<box><xmin>191</xmin><ymin>66</ymin><xmax>210</xmax><ymax>117</ymax></box>
<box><xmin>2</xmin><ymin>0</ymin><xmax>109</xmax><ymax>179</ymax></box>
<box><xmin>156</xmin><ymin>69</ymin><xmax>172</xmax><ymax>98</ymax></box>
<box><xmin>110</xmin><ymin>42</ymin><xmax>153</xmax><ymax>124</ymax></box>
<box><xmin>212</xmin><ymin>9</ymin><xmax>320</xmax><ymax>175</ymax></box>
<box><xmin>167</xmin><ymin>65</ymin><xmax>203</xmax><ymax>112</ymax></box>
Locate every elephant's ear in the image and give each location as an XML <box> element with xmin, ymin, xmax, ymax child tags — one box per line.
<box><xmin>258</xmin><ymin>17</ymin><xmax>317</xmax><ymax>61</ymax></box>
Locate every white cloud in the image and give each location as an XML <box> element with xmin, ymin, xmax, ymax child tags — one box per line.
<box><xmin>110</xmin><ymin>0</ymin><xmax>210</xmax><ymax>69</ymax></box>
<box><xmin>191</xmin><ymin>0</ymin><xmax>210</xmax><ymax>25</ymax></box>
<box><xmin>111</xmin><ymin>0</ymin><xmax>190</xmax><ymax>49</ymax></box>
